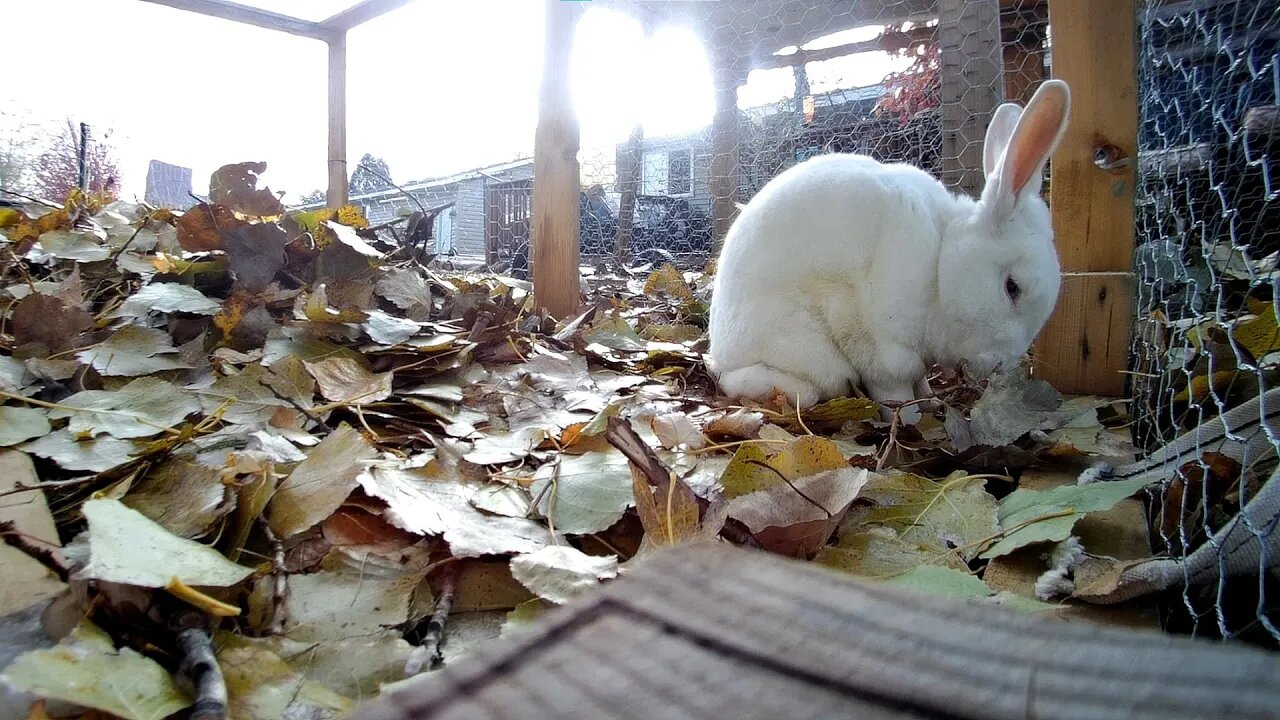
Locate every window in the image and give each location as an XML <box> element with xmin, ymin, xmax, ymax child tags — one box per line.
<box><xmin>641</xmin><ymin>148</ymin><xmax>693</xmax><ymax>196</ymax></box>
<box><xmin>668</xmin><ymin>150</ymin><xmax>692</xmax><ymax>195</ymax></box>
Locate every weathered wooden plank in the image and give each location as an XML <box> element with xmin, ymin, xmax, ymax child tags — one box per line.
<box><xmin>326</xmin><ymin>34</ymin><xmax>349</xmax><ymax>211</ymax></box>
<box><xmin>530</xmin><ymin>0</ymin><xmax>582</xmax><ymax>319</ymax></box>
<box><xmin>1034</xmin><ymin>271</ymin><xmax>1134</xmax><ymax>397</ymax></box>
<box><xmin>136</xmin><ymin>0</ymin><xmax>334</xmax><ymax>40</ymax></box>
<box><xmin>353</xmin><ymin>544</ymin><xmax>1280</xmax><ymax>720</ymax></box>
<box><xmin>708</xmin><ymin>47</ymin><xmax>744</xmax><ymax>248</ymax></box>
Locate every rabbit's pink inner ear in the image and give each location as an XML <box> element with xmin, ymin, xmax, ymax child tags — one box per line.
<box><xmin>983</xmin><ymin>103</ymin><xmax>1023</xmax><ymax>178</ymax></box>
<box><xmin>1006</xmin><ymin>82</ymin><xmax>1071</xmax><ymax>196</ymax></box>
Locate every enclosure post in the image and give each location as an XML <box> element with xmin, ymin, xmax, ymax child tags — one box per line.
<box><xmin>1033</xmin><ymin>0</ymin><xmax>1137</xmax><ymax>396</ymax></box>
<box><xmin>326</xmin><ymin>32</ymin><xmax>349</xmax><ymax>210</ymax></box>
<box><xmin>938</xmin><ymin>0</ymin><xmax>1003</xmax><ymax>196</ymax></box>
<box><xmin>615</xmin><ymin>125</ymin><xmax>643</xmax><ymax>263</ymax></box>
<box><xmin>531</xmin><ymin>0</ymin><xmax>582</xmax><ymax>318</ymax></box>
<box><xmin>709</xmin><ymin>48</ymin><xmax>744</xmax><ymax>248</ymax></box>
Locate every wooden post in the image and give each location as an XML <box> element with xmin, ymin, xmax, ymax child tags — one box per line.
<box><xmin>709</xmin><ymin>47</ymin><xmax>745</xmax><ymax>248</ymax></box>
<box><xmin>326</xmin><ymin>32</ymin><xmax>349</xmax><ymax>210</ymax></box>
<box><xmin>1033</xmin><ymin>0</ymin><xmax>1137</xmax><ymax>396</ymax></box>
<box><xmin>938</xmin><ymin>0</ymin><xmax>1003</xmax><ymax>196</ymax></box>
<box><xmin>531</xmin><ymin>0</ymin><xmax>581</xmax><ymax>318</ymax></box>
<box><xmin>615</xmin><ymin>124</ymin><xmax>643</xmax><ymax>262</ymax></box>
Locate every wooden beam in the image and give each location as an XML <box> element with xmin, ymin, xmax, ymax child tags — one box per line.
<box><xmin>1035</xmin><ymin>0</ymin><xmax>1138</xmax><ymax>395</ymax></box>
<box><xmin>135</xmin><ymin>0</ymin><xmax>334</xmax><ymax>41</ymax></box>
<box><xmin>320</xmin><ymin>0</ymin><xmax>416</xmax><ymax>32</ymax></box>
<box><xmin>326</xmin><ymin>33</ymin><xmax>349</xmax><ymax>210</ymax></box>
<box><xmin>938</xmin><ymin>0</ymin><xmax>1004</xmax><ymax>196</ymax></box>
<box><xmin>531</xmin><ymin>0</ymin><xmax>582</xmax><ymax>319</ymax></box>
<box><xmin>753</xmin><ymin>26</ymin><xmax>936</xmax><ymax>72</ymax></box>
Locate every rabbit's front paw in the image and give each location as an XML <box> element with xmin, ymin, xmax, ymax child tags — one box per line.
<box><xmin>718</xmin><ymin>365</ymin><xmax>822</xmax><ymax>409</ymax></box>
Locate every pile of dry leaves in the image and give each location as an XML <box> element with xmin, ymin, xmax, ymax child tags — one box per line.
<box><xmin>0</xmin><ymin>163</ymin><xmax>1146</xmax><ymax>719</ymax></box>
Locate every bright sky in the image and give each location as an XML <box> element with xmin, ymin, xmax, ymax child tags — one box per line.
<box><xmin>1</xmin><ymin>1</ymin><xmax>909</xmax><ymax>203</ymax></box>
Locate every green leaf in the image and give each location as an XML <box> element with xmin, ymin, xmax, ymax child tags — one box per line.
<box><xmin>114</xmin><ymin>282</ymin><xmax>220</xmax><ymax>318</ymax></box>
<box><xmin>859</xmin><ymin>471</ymin><xmax>999</xmax><ymax>561</ymax></box>
<box><xmin>77</xmin><ymin>498</ymin><xmax>254</xmax><ymax>588</ymax></box>
<box><xmin>49</xmin><ymin>376</ymin><xmax>201</xmax><ymax>439</ymax></box>
<box><xmin>510</xmin><ymin>546</ymin><xmax>618</xmax><ymax>604</ymax></box>
<box><xmin>886</xmin><ymin>565</ymin><xmax>990</xmax><ymax>598</ymax></box>
<box><xmin>76</xmin><ymin>325</ymin><xmax>192</xmax><ymax>377</ymax></box>
<box><xmin>980</xmin><ymin>477</ymin><xmax>1149</xmax><ymax>559</ymax></box>
<box><xmin>0</xmin><ymin>621</ymin><xmax>192</xmax><ymax>720</ymax></box>
<box><xmin>814</xmin><ymin>528</ymin><xmax>967</xmax><ymax>579</ymax></box>
<box><xmin>0</xmin><ymin>406</ymin><xmax>50</xmax><ymax>446</ymax></box>
<box><xmin>530</xmin><ymin>451</ymin><xmax>635</xmax><ymax>534</ymax></box>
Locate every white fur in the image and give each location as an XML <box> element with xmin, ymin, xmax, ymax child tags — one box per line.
<box><xmin>708</xmin><ymin>81</ymin><xmax>1072</xmax><ymax>411</ymax></box>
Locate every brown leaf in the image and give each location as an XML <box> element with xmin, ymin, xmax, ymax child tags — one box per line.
<box><xmin>176</xmin><ymin>203</ymin><xmax>243</xmax><ymax>252</ymax></box>
<box><xmin>209</xmin><ymin>162</ymin><xmax>285</xmax><ymax>217</ymax></box>
<box><xmin>631</xmin><ymin>466</ymin><xmax>701</xmax><ymax>548</ymax></box>
<box><xmin>225</xmin><ymin>223</ymin><xmax>289</xmax><ymax>293</ymax></box>
<box><xmin>726</xmin><ymin>467</ymin><xmax>871</xmax><ymax>558</ymax></box>
<box><xmin>267</xmin><ymin>425</ymin><xmax>378</xmax><ymax>538</ymax></box>
<box><xmin>11</xmin><ymin>293</ymin><xmax>91</xmax><ymax>354</ymax></box>
<box><xmin>304</xmin><ymin>357</ymin><xmax>393</xmax><ymax>405</ymax></box>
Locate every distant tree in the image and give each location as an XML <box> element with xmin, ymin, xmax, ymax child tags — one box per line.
<box><xmin>29</xmin><ymin>121</ymin><xmax>120</xmax><ymax>202</ymax></box>
<box><xmin>348</xmin><ymin>153</ymin><xmax>394</xmax><ymax>197</ymax></box>
<box><xmin>875</xmin><ymin>23</ymin><xmax>940</xmax><ymax>124</ymax></box>
<box><xmin>297</xmin><ymin>188</ymin><xmax>327</xmax><ymax>205</ymax></box>
<box><xmin>0</xmin><ymin>112</ymin><xmax>35</xmax><ymax>194</ymax></box>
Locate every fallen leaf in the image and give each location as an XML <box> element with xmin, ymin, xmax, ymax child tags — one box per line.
<box><xmin>209</xmin><ymin>162</ymin><xmax>285</xmax><ymax>217</ymax></box>
<box><xmin>0</xmin><ymin>452</ymin><xmax>66</xmax><ymax>615</ymax></box>
<box><xmin>21</xmin><ymin>431</ymin><xmax>140</xmax><ymax>472</ymax></box>
<box><xmin>0</xmin><ymin>621</ymin><xmax>192</xmax><ymax>720</ymax></box>
<box><xmin>76</xmin><ymin>325</ymin><xmax>192</xmax><ymax>376</ymax></box>
<box><xmin>632</xmin><ymin>464</ymin><xmax>702</xmax><ymax>548</ymax></box>
<box><xmin>980</xmin><ymin>477</ymin><xmax>1150</xmax><ymax>559</ymax></box>
<box><xmin>176</xmin><ymin>202</ymin><xmax>241</xmax><ymax>252</ymax></box>
<box><xmin>720</xmin><ymin>435</ymin><xmax>847</xmax><ymax>498</ymax></box>
<box><xmin>857</xmin><ymin>470</ymin><xmax>999</xmax><ymax>561</ymax></box>
<box><xmin>224</xmin><ymin>223</ymin><xmax>289</xmax><ymax>293</ymax></box>
<box><xmin>360</xmin><ymin>465</ymin><xmax>553</xmax><ymax>557</ymax></box>
<box><xmin>363</xmin><ymin>309</ymin><xmax>420</xmax><ymax>345</ymax></box>
<box><xmin>121</xmin><ymin>459</ymin><xmax>231</xmax><ymax>538</ymax></box>
<box><xmin>530</xmin><ymin>451</ymin><xmax>635</xmax><ymax>534</ymax></box>
<box><xmin>583</xmin><ymin>314</ymin><xmax>647</xmax><ymax>351</ymax></box>
<box><xmin>650</xmin><ymin>412</ymin><xmax>705</xmax><ymax>450</ymax></box>
<box><xmin>969</xmin><ymin>369</ymin><xmax>1063</xmax><ymax>447</ymax></box>
<box><xmin>217</xmin><ymin>642</ymin><xmax>353</xmax><ymax>720</ymax></box>
<box><xmin>304</xmin><ymin>357</ymin><xmax>393</xmax><ymax>405</ymax></box>
<box><xmin>268</xmin><ymin>425</ymin><xmax>378</xmax><ymax>538</ymax></box>
<box><xmin>510</xmin><ymin>545</ymin><xmax>618</xmax><ymax>604</ymax></box>
<box><xmin>226</xmin><ymin>632</ymin><xmax>414</xmax><ymax>700</ymax></box>
<box><xmin>644</xmin><ymin>264</ymin><xmax>694</xmax><ymax>302</ymax></box>
<box><xmin>11</xmin><ymin>293</ymin><xmax>91</xmax><ymax>353</ymax></box>
<box><xmin>815</xmin><ymin>526</ymin><xmax>967</xmax><ymax>579</ymax></box>
<box><xmin>375</xmin><ymin>268</ymin><xmax>434</xmax><ymax>320</ymax></box>
<box><xmin>704</xmin><ymin>409</ymin><xmax>764</xmax><ymax>439</ymax></box>
<box><xmin>281</xmin><ymin>569</ymin><xmax>417</xmax><ymax>642</ymax></box>
<box><xmin>0</xmin><ymin>407</ymin><xmax>50</xmax><ymax>446</ymax></box>
<box><xmin>326</xmin><ymin>221</ymin><xmax>382</xmax><ymax>257</ymax></box>
<box><xmin>49</xmin><ymin>376</ymin><xmax>201</xmax><ymax>439</ymax></box>
<box><xmin>32</xmin><ymin>230</ymin><xmax>110</xmax><ymax>262</ymax></box>
<box><xmin>115</xmin><ymin>282</ymin><xmax>220</xmax><ymax>318</ymax></box>
<box><xmin>885</xmin><ymin>565</ymin><xmax>1056</xmax><ymax>612</ymax></box>
<box><xmin>726</xmin><ymin>467</ymin><xmax>871</xmax><ymax>557</ymax></box>
<box><xmin>75</xmin><ymin>498</ymin><xmax>253</xmax><ymax>588</ymax></box>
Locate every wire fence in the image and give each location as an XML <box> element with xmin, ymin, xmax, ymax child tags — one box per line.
<box><xmin>1131</xmin><ymin>0</ymin><xmax>1280</xmax><ymax>644</ymax></box>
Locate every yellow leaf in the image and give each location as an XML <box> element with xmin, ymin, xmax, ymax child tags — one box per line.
<box><xmin>768</xmin><ymin>435</ymin><xmax>847</xmax><ymax>479</ymax></box>
<box><xmin>644</xmin><ymin>263</ymin><xmax>694</xmax><ymax>302</ymax></box>
<box><xmin>631</xmin><ymin>466</ymin><xmax>700</xmax><ymax>547</ymax></box>
<box><xmin>336</xmin><ymin>204</ymin><xmax>368</xmax><ymax>228</ymax></box>
<box><xmin>1232</xmin><ymin>302</ymin><xmax>1280</xmax><ymax>360</ymax></box>
<box><xmin>720</xmin><ymin>435</ymin><xmax>848</xmax><ymax>499</ymax></box>
<box><xmin>1172</xmin><ymin>370</ymin><xmax>1239</xmax><ymax>404</ymax></box>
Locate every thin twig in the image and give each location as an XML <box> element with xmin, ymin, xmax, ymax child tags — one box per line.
<box><xmin>0</xmin><ymin>187</ymin><xmax>61</xmax><ymax>208</ymax></box>
<box><xmin>407</xmin><ymin>562</ymin><xmax>460</xmax><ymax>674</ymax></box>
<box><xmin>261</xmin><ymin>524</ymin><xmax>287</xmax><ymax>636</ymax></box>
<box><xmin>0</xmin><ymin>520</ymin><xmax>69</xmax><ymax>582</ymax></box>
<box><xmin>744</xmin><ymin>459</ymin><xmax>831</xmax><ymax>518</ymax></box>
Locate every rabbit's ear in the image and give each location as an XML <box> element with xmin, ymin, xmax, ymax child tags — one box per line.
<box><xmin>983</xmin><ymin>103</ymin><xmax>1023</xmax><ymax>178</ymax></box>
<box><xmin>986</xmin><ymin>80</ymin><xmax>1071</xmax><ymax>217</ymax></box>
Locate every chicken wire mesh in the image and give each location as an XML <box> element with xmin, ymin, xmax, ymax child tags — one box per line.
<box><xmin>486</xmin><ymin>0</ymin><xmax>1050</xmax><ymax>277</ymax></box>
<box><xmin>1130</xmin><ymin>0</ymin><xmax>1280</xmax><ymax>645</ymax></box>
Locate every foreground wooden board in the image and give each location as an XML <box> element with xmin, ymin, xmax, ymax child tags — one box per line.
<box><xmin>354</xmin><ymin>543</ymin><xmax>1280</xmax><ymax>720</ymax></box>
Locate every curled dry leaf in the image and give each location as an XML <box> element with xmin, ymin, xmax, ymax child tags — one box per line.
<box><xmin>510</xmin><ymin>545</ymin><xmax>618</xmax><ymax>604</ymax></box>
<box><xmin>209</xmin><ymin>161</ymin><xmax>285</xmax><ymax>217</ymax></box>
<box><xmin>224</xmin><ymin>222</ymin><xmax>289</xmax><ymax>293</ymax></box>
<box><xmin>726</xmin><ymin>467</ymin><xmax>871</xmax><ymax>558</ymax></box>
<box><xmin>304</xmin><ymin>356</ymin><xmax>393</xmax><ymax>405</ymax></box>
<box><xmin>176</xmin><ymin>202</ymin><xmax>242</xmax><ymax>252</ymax></box>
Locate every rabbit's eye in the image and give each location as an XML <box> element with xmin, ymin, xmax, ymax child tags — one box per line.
<box><xmin>1005</xmin><ymin>277</ymin><xmax>1022</xmax><ymax>302</ymax></box>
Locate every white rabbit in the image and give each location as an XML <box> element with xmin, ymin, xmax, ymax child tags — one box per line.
<box><xmin>707</xmin><ymin>79</ymin><xmax>1071</xmax><ymax>417</ymax></box>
